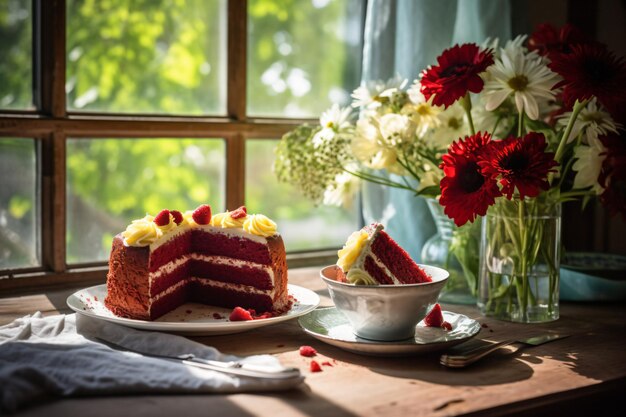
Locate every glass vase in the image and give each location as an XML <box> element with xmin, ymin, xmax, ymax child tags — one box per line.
<box><xmin>421</xmin><ymin>199</ymin><xmax>480</xmax><ymax>304</ymax></box>
<box><xmin>478</xmin><ymin>195</ymin><xmax>561</xmax><ymax>323</ymax></box>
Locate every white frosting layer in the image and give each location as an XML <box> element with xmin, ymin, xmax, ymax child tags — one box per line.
<box><xmin>150</xmin><ymin>276</ymin><xmax>276</xmax><ymax>303</ymax></box>
<box><xmin>149</xmin><ymin>254</ymin><xmax>275</xmax><ymax>285</ymax></box>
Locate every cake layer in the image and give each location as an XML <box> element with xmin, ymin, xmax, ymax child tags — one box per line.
<box><xmin>370</xmin><ymin>231</ymin><xmax>431</xmax><ymax>284</ymax></box>
<box><xmin>149</xmin><ymin>255</ymin><xmax>275</xmax><ymax>297</ymax></box>
<box><xmin>149</xmin><ymin>278</ymin><xmax>277</xmax><ymax>319</ymax></box>
<box><xmin>364</xmin><ymin>255</ymin><xmax>394</xmax><ymax>285</ymax></box>
<box><xmin>149</xmin><ymin>228</ymin><xmax>272</xmax><ymax>272</ymax></box>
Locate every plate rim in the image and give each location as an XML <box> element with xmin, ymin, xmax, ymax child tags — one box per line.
<box><xmin>298</xmin><ymin>306</ymin><xmax>481</xmax><ymax>350</ymax></box>
<box><xmin>67</xmin><ymin>283</ymin><xmax>320</xmax><ymax>332</ymax></box>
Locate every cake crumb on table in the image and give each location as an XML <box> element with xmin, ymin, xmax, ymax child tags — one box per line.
<box><xmin>299</xmin><ymin>346</ymin><xmax>317</xmax><ymax>357</ymax></box>
<box><xmin>309</xmin><ymin>360</ymin><xmax>323</xmax><ymax>372</ymax></box>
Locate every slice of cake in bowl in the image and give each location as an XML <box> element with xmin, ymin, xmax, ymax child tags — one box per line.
<box><xmin>335</xmin><ymin>222</ymin><xmax>432</xmax><ymax>285</ymax></box>
<box><xmin>320</xmin><ymin>222</ymin><xmax>448</xmax><ymax>341</ymax></box>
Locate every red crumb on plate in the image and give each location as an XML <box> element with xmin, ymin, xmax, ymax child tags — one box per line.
<box><xmin>321</xmin><ymin>361</ymin><xmax>333</xmax><ymax>367</ymax></box>
<box><xmin>185</xmin><ymin>309</ymin><xmax>192</xmax><ymax>314</ymax></box>
<box><xmin>309</xmin><ymin>360</ymin><xmax>323</xmax><ymax>372</ymax></box>
<box><xmin>442</xmin><ymin>321</ymin><xmax>453</xmax><ymax>331</ymax></box>
<box><xmin>93</xmin><ymin>296</ymin><xmax>98</xmax><ymax>301</ymax></box>
<box><xmin>299</xmin><ymin>346</ymin><xmax>317</xmax><ymax>357</ymax></box>
<box><xmin>481</xmin><ymin>323</ymin><xmax>489</xmax><ymax>328</ymax></box>
<box><xmin>424</xmin><ymin>303</ymin><xmax>444</xmax><ymax>328</ymax></box>
<box><xmin>276</xmin><ymin>344</ymin><xmax>285</xmax><ymax>348</ymax></box>
<box><xmin>212</xmin><ymin>313</ymin><xmax>224</xmax><ymax>319</ymax></box>
<box><xmin>229</xmin><ymin>307</ymin><xmax>254</xmax><ymax>321</ymax></box>
<box><xmin>228</xmin><ymin>306</ymin><xmax>284</xmax><ymax>321</ymax></box>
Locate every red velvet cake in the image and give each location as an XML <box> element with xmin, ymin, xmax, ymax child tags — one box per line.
<box><xmin>105</xmin><ymin>204</ymin><xmax>289</xmax><ymax>320</ymax></box>
<box><xmin>335</xmin><ymin>223</ymin><xmax>431</xmax><ymax>285</ymax></box>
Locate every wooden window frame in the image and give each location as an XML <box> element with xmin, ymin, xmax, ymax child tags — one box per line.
<box><xmin>0</xmin><ymin>0</ymin><xmax>339</xmax><ymax>296</ymax></box>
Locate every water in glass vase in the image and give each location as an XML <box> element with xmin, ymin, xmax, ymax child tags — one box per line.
<box><xmin>478</xmin><ymin>196</ymin><xmax>561</xmax><ymax>323</ymax></box>
<box><xmin>421</xmin><ymin>199</ymin><xmax>480</xmax><ymax>304</ymax></box>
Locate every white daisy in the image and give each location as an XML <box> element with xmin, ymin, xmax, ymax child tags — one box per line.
<box><xmin>572</xmin><ymin>135</ymin><xmax>607</xmax><ymax>193</ymax></box>
<box><xmin>483</xmin><ymin>48</ymin><xmax>561</xmax><ymax>120</ymax></box>
<box><xmin>351</xmin><ymin>77</ymin><xmax>407</xmax><ymax>109</ymax></box>
<box><xmin>312</xmin><ymin>104</ymin><xmax>352</xmax><ymax>148</ymax></box>
<box><xmin>558</xmin><ymin>98</ymin><xmax>622</xmax><ymax>143</ymax></box>
<box><xmin>404</xmin><ymin>83</ymin><xmax>442</xmax><ymax>136</ymax></box>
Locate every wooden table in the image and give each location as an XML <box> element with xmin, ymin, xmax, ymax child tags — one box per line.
<box><xmin>1</xmin><ymin>267</ymin><xmax>625</xmax><ymax>417</ymax></box>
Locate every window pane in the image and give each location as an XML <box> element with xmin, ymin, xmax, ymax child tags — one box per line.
<box><xmin>245</xmin><ymin>139</ymin><xmax>358</xmax><ymax>251</ymax></box>
<box><xmin>248</xmin><ymin>0</ymin><xmax>364</xmax><ymax>117</ymax></box>
<box><xmin>0</xmin><ymin>138</ymin><xmax>39</xmax><ymax>269</ymax></box>
<box><xmin>66</xmin><ymin>0</ymin><xmax>227</xmax><ymax>115</ymax></box>
<box><xmin>0</xmin><ymin>0</ymin><xmax>32</xmax><ymax>110</ymax></box>
<box><xmin>66</xmin><ymin>138</ymin><xmax>226</xmax><ymax>264</ymax></box>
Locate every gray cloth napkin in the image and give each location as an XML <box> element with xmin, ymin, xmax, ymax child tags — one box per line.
<box><xmin>0</xmin><ymin>312</ymin><xmax>303</xmax><ymax>413</ymax></box>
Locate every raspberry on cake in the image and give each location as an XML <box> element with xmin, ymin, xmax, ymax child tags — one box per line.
<box><xmin>104</xmin><ymin>204</ymin><xmax>289</xmax><ymax>321</ymax></box>
<box><xmin>335</xmin><ymin>223</ymin><xmax>432</xmax><ymax>285</ymax></box>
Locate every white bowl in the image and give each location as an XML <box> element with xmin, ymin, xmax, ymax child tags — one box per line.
<box><xmin>320</xmin><ymin>264</ymin><xmax>449</xmax><ymax>341</ymax></box>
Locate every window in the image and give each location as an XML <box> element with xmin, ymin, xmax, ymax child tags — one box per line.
<box><xmin>0</xmin><ymin>0</ymin><xmax>364</xmax><ymax>293</ymax></box>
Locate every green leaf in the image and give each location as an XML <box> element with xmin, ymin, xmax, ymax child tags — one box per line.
<box><xmin>416</xmin><ymin>185</ymin><xmax>441</xmax><ymax>197</ymax></box>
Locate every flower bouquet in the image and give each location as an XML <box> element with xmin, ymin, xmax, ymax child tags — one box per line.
<box><xmin>274</xmin><ymin>23</ymin><xmax>626</xmax><ymax>320</ymax></box>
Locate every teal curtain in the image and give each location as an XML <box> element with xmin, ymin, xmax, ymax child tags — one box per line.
<box><xmin>360</xmin><ymin>0</ymin><xmax>515</xmax><ymax>261</ymax></box>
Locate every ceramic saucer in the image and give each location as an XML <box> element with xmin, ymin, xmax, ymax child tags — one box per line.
<box><xmin>298</xmin><ymin>307</ymin><xmax>481</xmax><ymax>356</ymax></box>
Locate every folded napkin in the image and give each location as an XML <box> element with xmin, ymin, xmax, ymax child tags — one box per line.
<box><xmin>0</xmin><ymin>312</ymin><xmax>303</xmax><ymax>413</ymax></box>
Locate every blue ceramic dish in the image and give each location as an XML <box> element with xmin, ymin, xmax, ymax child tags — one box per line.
<box><xmin>559</xmin><ymin>252</ymin><xmax>626</xmax><ymax>301</ymax></box>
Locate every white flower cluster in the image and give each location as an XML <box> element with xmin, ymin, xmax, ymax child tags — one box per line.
<box><xmin>276</xmin><ymin>35</ymin><xmax>623</xmax><ymax>207</ymax></box>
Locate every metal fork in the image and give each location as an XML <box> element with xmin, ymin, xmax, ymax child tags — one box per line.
<box><xmin>440</xmin><ymin>334</ymin><xmax>569</xmax><ymax>368</ymax></box>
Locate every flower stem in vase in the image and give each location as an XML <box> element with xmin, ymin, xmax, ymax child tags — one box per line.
<box><xmin>478</xmin><ymin>195</ymin><xmax>561</xmax><ymax>323</ymax></box>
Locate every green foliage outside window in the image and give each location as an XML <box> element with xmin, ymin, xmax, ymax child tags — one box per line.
<box><xmin>0</xmin><ymin>0</ymin><xmax>364</xmax><ymax>266</ymax></box>
<box><xmin>0</xmin><ymin>0</ymin><xmax>32</xmax><ymax>109</ymax></box>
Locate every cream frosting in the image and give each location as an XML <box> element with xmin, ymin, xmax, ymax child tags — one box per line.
<box><xmin>346</xmin><ymin>268</ymin><xmax>378</xmax><ymax>285</ymax></box>
<box><xmin>243</xmin><ymin>214</ymin><xmax>278</xmax><ymax>238</ymax></box>
<box><xmin>121</xmin><ymin>205</ymin><xmax>279</xmax><ymax>247</ymax></box>
<box><xmin>337</xmin><ymin>230</ymin><xmax>369</xmax><ymax>272</ymax></box>
<box><xmin>150</xmin><ymin>277</ymin><xmax>276</xmax><ymax>304</ymax></box>
<box><xmin>122</xmin><ymin>215</ymin><xmax>160</xmax><ymax>246</ymax></box>
<box><xmin>337</xmin><ymin>223</ymin><xmax>390</xmax><ymax>285</ymax></box>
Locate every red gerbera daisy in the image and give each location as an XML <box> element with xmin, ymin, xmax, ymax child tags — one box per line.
<box><xmin>439</xmin><ymin>132</ymin><xmax>501</xmax><ymax>226</ymax></box>
<box><xmin>480</xmin><ymin>132</ymin><xmax>558</xmax><ymax>200</ymax></box>
<box><xmin>527</xmin><ymin>23</ymin><xmax>589</xmax><ymax>60</ymax></box>
<box><xmin>548</xmin><ymin>43</ymin><xmax>626</xmax><ymax>113</ymax></box>
<box><xmin>420</xmin><ymin>43</ymin><xmax>494</xmax><ymax>108</ymax></box>
<box><xmin>598</xmin><ymin>134</ymin><xmax>626</xmax><ymax>220</ymax></box>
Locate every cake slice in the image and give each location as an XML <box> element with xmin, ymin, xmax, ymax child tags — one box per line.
<box><xmin>336</xmin><ymin>223</ymin><xmax>431</xmax><ymax>285</ymax></box>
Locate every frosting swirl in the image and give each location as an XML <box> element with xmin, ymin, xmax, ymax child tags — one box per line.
<box><xmin>346</xmin><ymin>268</ymin><xmax>377</xmax><ymax>285</ymax></box>
<box><xmin>122</xmin><ymin>215</ymin><xmax>160</xmax><ymax>246</ymax></box>
<box><xmin>337</xmin><ymin>230</ymin><xmax>368</xmax><ymax>272</ymax></box>
<box><xmin>208</xmin><ymin>211</ymin><xmax>227</xmax><ymax>227</ymax></box>
<box><xmin>221</xmin><ymin>212</ymin><xmax>248</xmax><ymax>228</ymax></box>
<box><xmin>243</xmin><ymin>214</ymin><xmax>277</xmax><ymax>237</ymax></box>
